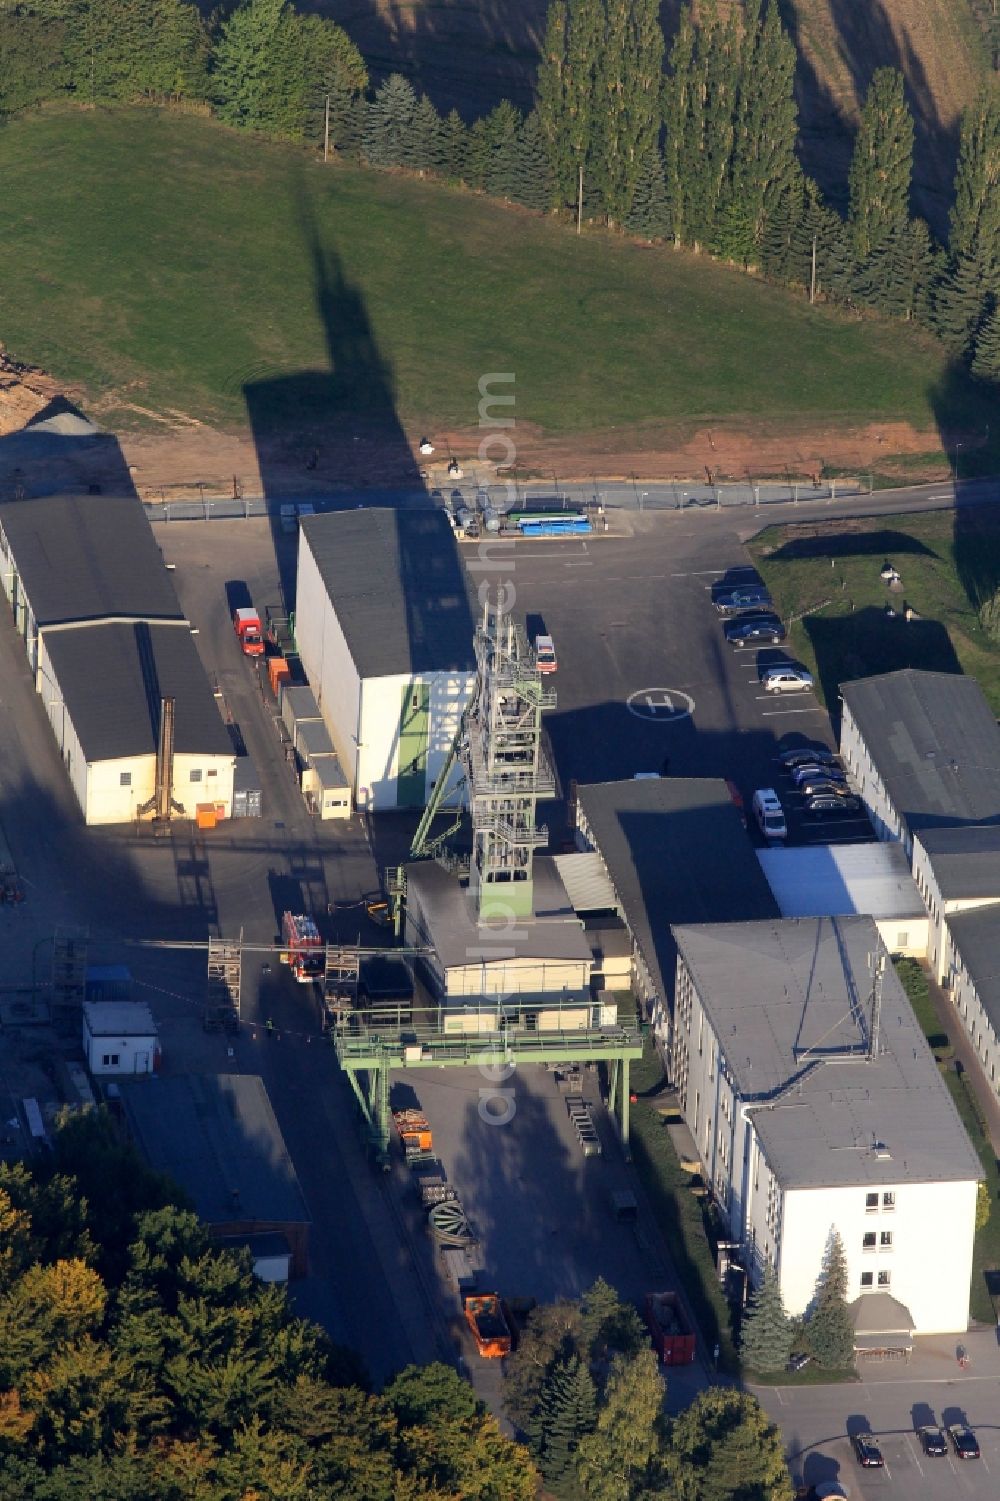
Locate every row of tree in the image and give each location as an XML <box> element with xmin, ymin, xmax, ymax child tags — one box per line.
<box><xmin>740</xmin><ymin>1234</ymin><xmax>855</xmax><ymax>1376</ymax></box>
<box><xmin>0</xmin><ymin>1109</ymin><xmax>535</xmax><ymax>1499</ymax></box>
<box><xmin>504</xmin><ymin>1277</ymin><xmax>791</xmax><ymax>1499</ymax></box>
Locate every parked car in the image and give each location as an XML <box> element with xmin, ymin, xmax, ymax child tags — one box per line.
<box><xmin>752</xmin><ymin>788</ymin><xmax>787</xmax><ymax>842</ymax></box>
<box><xmin>724</xmin><ymin>614</ymin><xmax>786</xmax><ymax>645</ymax></box>
<box><xmin>786</xmin><ymin>1352</ymin><xmax>811</xmax><ymax>1373</ymax></box>
<box><xmin>948</xmin><ymin>1424</ymin><xmax>980</xmax><ymax>1459</ymax></box>
<box><xmin>790</xmin><ymin>763</ymin><xmax>846</xmax><ymax>787</ymax></box>
<box><xmin>798</xmin><ymin>777</ymin><xmax>853</xmax><ymax>799</ymax></box>
<box><xmin>714</xmin><ymin>584</ymin><xmax>772</xmax><ymax>615</ymax></box>
<box><xmin>804</xmin><ymin>793</ymin><xmax>862</xmax><ymax>817</ymax></box>
<box><xmin>853</xmin><ymin>1434</ymin><xmax>884</xmax><ymax>1468</ymax></box>
<box><xmin>918</xmin><ymin>1426</ymin><xmax>948</xmax><ymax>1457</ymax></box>
<box><xmin>776</xmin><ymin>745</ymin><xmax>840</xmax><ymax>769</ymax></box>
<box><xmin>760</xmin><ymin>666</ymin><xmax>814</xmax><ymax>694</ymax></box>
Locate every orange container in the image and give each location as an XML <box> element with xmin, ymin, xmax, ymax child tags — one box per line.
<box><xmin>268</xmin><ymin>656</ymin><xmax>292</xmax><ymax>695</ymax></box>
<box><xmin>196</xmin><ymin>803</ymin><xmax>217</xmax><ymax>830</ymax></box>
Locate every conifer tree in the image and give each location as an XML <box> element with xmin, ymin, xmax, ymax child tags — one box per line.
<box><xmin>513</xmin><ymin>111</ymin><xmax>555</xmax><ymax>210</ymax></box>
<box><xmin>625</xmin><ymin>146</ymin><xmax>670</xmax><ymax>238</ymax></box>
<box><xmin>537</xmin><ymin>1355</ymin><xmax>597</xmax><ymax>1485</ymax></box>
<box><xmin>591</xmin><ymin>0</ymin><xmax>663</xmax><ymax>225</ymax></box>
<box><xmin>325</xmin><ymin>77</ymin><xmax>365</xmax><ymax>156</ymax></box>
<box><xmin>934</xmin><ymin>252</ymin><xmax>995</xmax><ymax>355</ymax></box>
<box><xmin>950</xmin><ymin>90</ymin><xmax>1000</xmax><ymax>268</ymax></box>
<box><xmin>759</xmin><ymin>168</ymin><xmax>805</xmax><ymax>284</ymax></box>
<box><xmin>739</xmin><ymin>1263</ymin><xmax>793</xmax><ymax>1374</ymax></box>
<box><xmin>362</xmin><ymin>72</ymin><xmax>417</xmax><ymax>167</ymax></box>
<box><xmin>535</xmin><ymin>0</ymin><xmax>603</xmax><ymax>212</ymax></box>
<box><xmin>406</xmin><ymin>93</ymin><xmax>444</xmax><ymax>174</ymax></box>
<box><xmin>442</xmin><ymin>108</ymin><xmax>470</xmax><ymax>180</ymax></box>
<box><xmin>482</xmin><ymin>100</ymin><xmax>523</xmax><ymax>199</ymax></box>
<box><xmin>806</xmin><ymin>1232</ymin><xmax>854</xmax><ymax>1370</ymax></box>
<box><xmin>973</xmin><ymin>306</ymin><xmax>1000</xmax><ymax>381</ymax></box>
<box><xmin>725</xmin><ymin>0</ymin><xmax>799</xmax><ymax>261</ymax></box>
<box><xmin>848</xmin><ymin>67</ymin><xmax>914</xmax><ymax>259</ymax></box>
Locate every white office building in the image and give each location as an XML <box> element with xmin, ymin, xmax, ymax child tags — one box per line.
<box><xmin>912</xmin><ymin>826</ymin><xmax>1000</xmax><ymax>983</ymax></box>
<box><xmin>670</xmin><ymin>916</ymin><xmax>981</xmax><ymax>1334</ymax></box>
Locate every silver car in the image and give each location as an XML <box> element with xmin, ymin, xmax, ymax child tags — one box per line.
<box><xmin>761</xmin><ymin>665</ymin><xmax>814</xmax><ymax>694</ymax></box>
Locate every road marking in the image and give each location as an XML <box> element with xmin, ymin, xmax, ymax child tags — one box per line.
<box><xmin>882</xmin><ymin>1459</ymin><xmax>892</xmax><ymax>1480</ymax></box>
<box><xmin>929</xmin><ymin>493</ymin><xmax>951</xmax><ymax>500</ymax></box>
<box><xmin>626</xmin><ymin>688</ymin><xmax>696</xmax><ymax>722</ymax></box>
<box><xmin>563</xmin><ymin>559</ymin><xmax>594</xmax><ymax>567</ymax></box>
<box><xmin>761</xmin><ymin>707</ymin><xmax>825</xmax><ymax>717</ymax></box>
<box><xmin>982</xmin><ymin>1454</ymin><xmax>991</xmax><ymax>1472</ymax></box>
<box><xmin>904</xmin><ymin>1434</ymin><xmax>924</xmax><ymax>1477</ymax></box>
<box><xmin>671</xmin><ymin>568</ymin><xmax>749</xmax><ymax>577</ymax></box>
<box><xmin>754</xmin><ymin>693</ymin><xmax>815</xmax><ymax>702</ymax></box>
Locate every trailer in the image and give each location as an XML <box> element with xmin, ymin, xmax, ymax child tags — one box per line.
<box><xmin>644</xmin><ymin>1292</ymin><xmax>696</xmax><ymax>1366</ymax></box>
<box><xmin>392</xmin><ymin>1108</ymin><xmax>434</xmax><ymax>1164</ymax></box>
<box><xmin>279</xmin><ymin>912</ymin><xmax>323</xmax><ymax>983</ymax></box>
<box><xmin>464</xmin><ymin>1294</ymin><xmax>512</xmax><ymax>1358</ymax></box>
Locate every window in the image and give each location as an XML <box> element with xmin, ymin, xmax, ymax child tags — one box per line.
<box><xmin>189</xmin><ymin>769</ymin><xmax>202</xmax><ymax>783</ymax></box>
<box><xmin>101</xmin><ymin>1053</ymin><xmax>120</xmax><ymax>1068</ymax></box>
<box><xmin>860</xmin><ymin>1272</ymin><xmax>874</xmax><ymax>1289</ymax></box>
<box><xmin>883</xmin><ymin>1191</ymin><xmax>895</xmax><ymax>1211</ymax></box>
<box><xmin>119</xmin><ymin>771</ymin><xmax>132</xmax><ymax>787</ymax></box>
<box><xmin>862</xmin><ymin>1232</ymin><xmax>876</xmax><ymax>1251</ymax></box>
<box><xmin>207</xmin><ymin>768</ymin><xmax>218</xmax><ymax>778</ymax></box>
<box><xmin>878</xmin><ymin>1270</ymin><xmax>892</xmax><ymax>1287</ymax></box>
<box><xmin>897</xmin><ymin>931</ymin><xmax>909</xmax><ymax>949</ymax></box>
<box><xmin>865</xmin><ymin>1192</ymin><xmax>879</xmax><ymax>1212</ymax></box>
<box><xmin>880</xmin><ymin>1231</ymin><xmax>893</xmax><ymax>1248</ymax></box>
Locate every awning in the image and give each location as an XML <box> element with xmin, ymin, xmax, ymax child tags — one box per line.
<box><xmin>553</xmin><ymin>852</ymin><xmax>619</xmax><ymax>915</ymax></box>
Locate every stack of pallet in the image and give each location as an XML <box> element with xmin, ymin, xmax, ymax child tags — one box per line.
<box><xmin>567</xmin><ymin>1098</ymin><xmax>601</xmax><ymax>1156</ymax></box>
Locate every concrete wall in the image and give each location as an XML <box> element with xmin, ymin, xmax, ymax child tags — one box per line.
<box><xmin>358</xmin><ymin>670</ymin><xmax>474</xmax><ymax>811</ymax></box>
<box><xmin>950</xmin><ymin>951</ymin><xmax>1000</xmax><ymax>1098</ymax></box>
<box><xmin>84</xmin><ymin>1028</ymin><xmax>157</xmax><ymax>1076</ymax></box>
<box><xmin>840</xmin><ymin>704</ymin><xmax>909</xmax><ymax>854</ymax></box>
<box><xmin>295</xmin><ymin>531</ymin><xmax>362</xmax><ymax>790</ymax></box>
<box><xmin>874</xmin><ymin>915</ymin><xmax>928</xmax><ymax>960</ymax></box>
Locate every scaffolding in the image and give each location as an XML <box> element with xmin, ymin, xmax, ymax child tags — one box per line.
<box><xmin>320</xmin><ymin>944</ymin><xmax>360</xmax><ymax>1029</ymax></box>
<box><xmin>51</xmin><ymin>925</ymin><xmax>88</xmax><ymax>1028</ymax></box>
<box><xmin>204</xmin><ymin>932</ymin><xmax>242</xmax><ymax>1033</ymax></box>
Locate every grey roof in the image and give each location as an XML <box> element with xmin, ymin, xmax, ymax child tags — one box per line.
<box><xmin>841</xmin><ymin>670</ymin><xmax>1000</xmax><ymax>833</ymax></box>
<box><xmin>405</xmin><ymin>856</ymin><xmax>593</xmax><ymax>970</ymax></box>
<box><xmin>83</xmin><ymin>1001</ymin><xmax>156</xmax><ymax>1037</ymax></box>
<box><xmin>849</xmin><ymin>1291</ymin><xmax>914</xmax><ymax>1336</ymax></box>
<box><xmin>300</xmin><ymin>509</ymin><xmax>476</xmax><ymax>678</ymax></box>
<box><xmin>576</xmin><ymin>778</ymin><xmax>779</xmax><ymax>1005</ymax></box>
<box><xmin>756</xmin><ymin>842</ymin><xmax>923</xmax><ymax>920</ymax></box>
<box><xmin>915</xmin><ymin>825</ymin><xmax>1000</xmax><ymax>900</ymax></box>
<box><xmin>0</xmin><ymin>494</ymin><xmax>184</xmax><ymax>626</ymax></box>
<box><xmin>946</xmin><ymin>905</ymin><xmax>1000</xmax><ymax>1035</ymax></box>
<box><xmin>118</xmin><ymin>1074</ymin><xmax>311</xmax><ymax>1227</ymax></box>
<box><xmin>45</xmin><ymin>621</ymin><xmax>233</xmax><ymax>761</ymax></box>
<box><xmin>672</xmin><ymin>916</ymin><xmax>983</xmax><ymax>1190</ymax></box>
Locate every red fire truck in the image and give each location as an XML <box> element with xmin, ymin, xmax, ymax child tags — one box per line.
<box><xmin>280</xmin><ymin>912</ymin><xmax>323</xmax><ymax>982</ymax></box>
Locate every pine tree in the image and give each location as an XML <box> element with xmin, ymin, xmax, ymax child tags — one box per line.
<box><xmin>535</xmin><ymin>0</ymin><xmax>603</xmax><ymax>213</ymax></box>
<box><xmin>325</xmin><ymin>77</ymin><xmax>365</xmax><ymax>156</ymax></box>
<box><xmin>725</xmin><ymin>0</ymin><xmax>799</xmax><ymax>261</ymax></box>
<box><xmin>933</xmin><ymin>251</ymin><xmax>995</xmax><ymax>355</ymax></box>
<box><xmin>739</xmin><ymin>1263</ymin><xmax>793</xmax><ymax>1374</ymax></box>
<box><xmin>848</xmin><ymin>67</ymin><xmax>914</xmax><ymax>260</ymax></box>
<box><xmin>759</xmin><ymin>168</ymin><xmax>805</xmax><ymax>284</ymax></box>
<box><xmin>407</xmin><ymin>94</ymin><xmax>444</xmax><ymax>174</ymax></box>
<box><xmin>662</xmin><ymin>4</ymin><xmax>696</xmax><ymax>246</ymax></box>
<box><xmin>482</xmin><ymin>100</ymin><xmax>523</xmax><ymax>199</ymax></box>
<box><xmin>213</xmin><ymin>0</ymin><xmax>308</xmax><ymax>137</ymax></box>
<box><xmin>362</xmin><ymin>73</ymin><xmax>418</xmax><ymax>168</ymax></box>
<box><xmin>950</xmin><ymin>89</ymin><xmax>1000</xmax><ymax>268</ymax></box>
<box><xmin>973</xmin><ymin>307</ymin><xmax>1000</xmax><ymax>381</ymax></box>
<box><xmin>512</xmin><ymin>111</ymin><xmax>555</xmax><ymax>210</ymax></box>
<box><xmin>806</xmin><ymin>1232</ymin><xmax>854</xmax><ymax>1370</ymax></box>
<box><xmin>697</xmin><ymin>6</ymin><xmax>741</xmax><ymax>253</ymax></box>
<box><xmin>537</xmin><ymin>1355</ymin><xmax>597</xmax><ymax>1485</ymax></box>
<box><xmin>591</xmin><ymin>0</ymin><xmax>663</xmax><ymax>225</ymax></box>
<box><xmin>441</xmin><ymin>108</ymin><xmax>470</xmax><ymax>180</ymax></box>
<box><xmin>624</xmin><ymin>146</ymin><xmax>670</xmax><ymax>238</ymax></box>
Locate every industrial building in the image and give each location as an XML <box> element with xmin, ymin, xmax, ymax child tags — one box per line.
<box><xmin>572</xmin><ymin>778</ymin><xmax>779</xmax><ymax>1045</ymax></box>
<box><xmin>756</xmin><ymin>842</ymin><xmax>926</xmax><ymax>959</ymax></box>
<box><xmin>0</xmin><ymin>494</ymin><xmax>234</xmax><ymax>824</ymax></box>
<box><xmin>295</xmin><ymin>509</ymin><xmax>476</xmax><ymax>810</ymax></box>
<box><xmin>940</xmin><ymin>905</ymin><xmax>1000</xmax><ymax>1100</ymax></box>
<box><xmin>839</xmin><ymin>669</ymin><xmax>1000</xmax><ymax>857</ymax></box>
<box><xmin>82</xmin><ymin>1000</ymin><xmax>158</xmax><ymax>1077</ymax></box>
<box><xmin>117</xmin><ymin>1074</ymin><xmax>311</xmax><ymax>1280</ymax></box>
<box><xmin>670</xmin><ymin>916</ymin><xmax>982</xmax><ymax>1335</ymax></box>
<box><xmin>912</xmin><ymin>825</ymin><xmax>1000</xmax><ymax>982</ymax></box>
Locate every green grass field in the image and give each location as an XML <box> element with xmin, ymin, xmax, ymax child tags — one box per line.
<box><xmin>0</xmin><ymin>105</ymin><xmax>991</xmax><ymax>439</ymax></box>
<box><xmin>748</xmin><ymin>507</ymin><xmax>1000</xmax><ymax>719</ymax></box>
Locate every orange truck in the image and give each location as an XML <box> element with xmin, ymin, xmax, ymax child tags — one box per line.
<box><xmin>464</xmin><ymin>1294</ymin><xmax>512</xmax><ymax>1358</ymax></box>
<box><xmin>392</xmin><ymin>1109</ymin><xmax>434</xmax><ymax>1162</ymax></box>
<box><xmin>234</xmin><ymin>607</ymin><xmax>264</xmax><ymax>656</ymax></box>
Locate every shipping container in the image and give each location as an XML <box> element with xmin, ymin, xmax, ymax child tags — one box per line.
<box><xmin>196</xmin><ymin>803</ymin><xmax>218</xmax><ymax>830</ymax></box>
<box><xmin>279</xmin><ymin>684</ymin><xmax>321</xmax><ymax>742</ymax></box>
<box><xmin>301</xmin><ymin>753</ymin><xmax>351</xmax><ymax>820</ymax></box>
<box><xmin>296</xmin><ymin>718</ymin><xmax>335</xmax><ymax>761</ymax></box>
<box><xmin>232</xmin><ymin>756</ymin><xmax>263</xmax><ymax>819</ymax></box>
<box><xmin>85</xmin><ymin>964</ymin><xmax>132</xmax><ymax>1004</ymax></box>
<box><xmin>268</xmin><ymin>656</ymin><xmax>292</xmax><ymax>695</ymax></box>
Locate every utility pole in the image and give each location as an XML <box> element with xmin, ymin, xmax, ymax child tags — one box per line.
<box><xmin>809</xmin><ymin>236</ymin><xmax>817</xmax><ymax>306</ymax></box>
<box><xmin>577</xmin><ymin>163</ymin><xmax>583</xmax><ymax>236</ymax></box>
<box><xmin>324</xmin><ymin>94</ymin><xmax>331</xmax><ymax>163</ymax></box>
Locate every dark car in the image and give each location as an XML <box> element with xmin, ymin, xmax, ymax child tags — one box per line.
<box><xmin>853</xmin><ymin>1434</ymin><xmax>884</xmax><ymax>1468</ymax></box>
<box><xmin>797</xmin><ymin>776</ymin><xmax>852</xmax><ymax>799</ymax></box>
<box><xmin>776</xmin><ymin>746</ymin><xmax>841</xmax><ymax>769</ymax></box>
<box><xmin>724</xmin><ymin>614</ymin><xmax>786</xmax><ymax>644</ymax></box>
<box><xmin>919</xmin><ymin>1426</ymin><xmax>948</xmax><ymax>1457</ymax></box>
<box><xmin>805</xmin><ymin>792</ymin><xmax>862</xmax><ymax>817</ymax></box>
<box><xmin>948</xmin><ymin>1424</ymin><xmax>980</xmax><ymax>1459</ymax></box>
<box><xmin>790</xmin><ymin>763</ymin><xmax>846</xmax><ymax>787</ymax></box>
<box><xmin>714</xmin><ymin>585</ymin><xmax>772</xmax><ymax>615</ymax></box>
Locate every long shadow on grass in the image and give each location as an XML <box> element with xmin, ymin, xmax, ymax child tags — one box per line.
<box><xmin>764</xmin><ymin>529</ymin><xmax>937</xmax><ymax>565</ymax></box>
<box><xmin>803</xmin><ymin>607</ymin><xmax>962</xmax><ymax>735</ymax></box>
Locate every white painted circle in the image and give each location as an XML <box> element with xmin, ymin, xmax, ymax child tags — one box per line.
<box><xmin>626</xmin><ymin>688</ymin><xmax>695</xmax><ymax>722</ymax></box>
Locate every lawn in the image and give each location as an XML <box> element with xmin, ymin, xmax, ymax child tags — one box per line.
<box><xmin>0</xmin><ymin>105</ymin><xmax>990</xmax><ymax>439</ymax></box>
<box><xmin>894</xmin><ymin>961</ymin><xmax>1000</xmax><ymax>1324</ymax></box>
<box><xmin>748</xmin><ymin>506</ymin><xmax>1000</xmax><ymax>720</ymax></box>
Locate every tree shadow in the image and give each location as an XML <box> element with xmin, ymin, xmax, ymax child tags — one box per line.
<box><xmin>765</xmin><ymin>530</ymin><xmax>937</xmax><ymax>564</ymax></box>
<box><xmin>803</xmin><ymin>607</ymin><xmax>963</xmax><ymax>733</ymax></box>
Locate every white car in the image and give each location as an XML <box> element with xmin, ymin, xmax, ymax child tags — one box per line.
<box><xmin>752</xmin><ymin>788</ymin><xmax>787</xmax><ymax>842</ymax></box>
<box><xmin>761</xmin><ymin>665</ymin><xmax>814</xmax><ymax>694</ymax></box>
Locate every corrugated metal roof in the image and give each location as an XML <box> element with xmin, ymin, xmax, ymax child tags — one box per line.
<box><xmin>300</xmin><ymin>509</ymin><xmax>477</xmax><ymax>679</ymax></box>
<box><xmin>756</xmin><ymin>843</ymin><xmax>923</xmax><ymax>919</ymax></box>
<box><xmin>118</xmin><ymin>1074</ymin><xmax>311</xmax><ymax>1227</ymax></box>
<box><xmin>45</xmin><ymin>621</ymin><xmax>232</xmax><ymax>761</ymax></box>
<box><xmin>841</xmin><ymin>669</ymin><xmax>1000</xmax><ymax>833</ymax></box>
<box><xmin>0</xmin><ymin>494</ymin><xmax>184</xmax><ymax>626</ymax></box>
<box><xmin>673</xmin><ymin>917</ymin><xmax>982</xmax><ymax>1191</ymax></box>
<box><xmin>552</xmin><ymin>851</ymin><xmax>619</xmax><ymax>914</ymax></box>
<box><xmin>83</xmin><ymin>1001</ymin><xmax>156</xmax><ymax>1037</ymax></box>
<box><xmin>915</xmin><ymin>825</ymin><xmax>1000</xmax><ymax>900</ymax></box>
<box><xmin>946</xmin><ymin>905</ymin><xmax>1000</xmax><ymax>1035</ymax></box>
<box><xmin>575</xmin><ymin>778</ymin><xmax>778</xmax><ymax>1006</ymax></box>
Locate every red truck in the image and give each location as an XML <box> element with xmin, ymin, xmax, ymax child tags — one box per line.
<box><xmin>644</xmin><ymin>1292</ymin><xmax>696</xmax><ymax>1366</ymax></box>
<box><xmin>234</xmin><ymin>607</ymin><xmax>264</xmax><ymax>657</ymax></box>
<box><xmin>280</xmin><ymin>912</ymin><xmax>323</xmax><ymax>982</ymax></box>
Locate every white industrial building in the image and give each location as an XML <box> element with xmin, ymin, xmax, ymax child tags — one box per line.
<box><xmin>0</xmin><ymin>495</ymin><xmax>234</xmax><ymax>824</ymax></box>
<box><xmin>83</xmin><ymin>1001</ymin><xmax>159</xmax><ymax>1076</ymax></box>
<box><xmin>670</xmin><ymin>916</ymin><xmax>982</xmax><ymax>1334</ymax></box>
<box><xmin>911</xmin><ymin>826</ymin><xmax>1000</xmax><ymax>982</ymax></box>
<box><xmin>756</xmin><ymin>842</ymin><xmax>926</xmax><ymax>959</ymax></box>
<box><xmin>839</xmin><ymin>669</ymin><xmax>1000</xmax><ymax>858</ymax></box>
<box><xmin>295</xmin><ymin>509</ymin><xmax>476</xmax><ymax>810</ymax></box>
<box><xmin>943</xmin><ymin>906</ymin><xmax>1000</xmax><ymax>1099</ymax></box>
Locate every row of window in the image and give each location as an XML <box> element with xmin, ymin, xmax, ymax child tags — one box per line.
<box><xmin>865</xmin><ymin>1191</ymin><xmax>895</xmax><ymax>1212</ymax></box>
<box><xmin>119</xmin><ymin>768</ymin><xmax>218</xmax><ymax>787</ymax></box>
<box><xmin>863</xmin><ymin>1231</ymin><xmax>892</xmax><ymax>1250</ymax></box>
<box><xmin>860</xmin><ymin>1270</ymin><xmax>891</xmax><ymax>1289</ymax></box>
